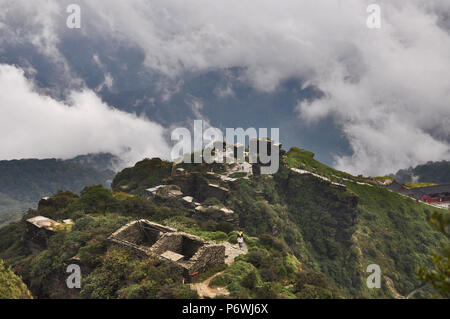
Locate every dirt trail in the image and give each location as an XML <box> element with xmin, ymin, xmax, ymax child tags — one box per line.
<box><xmin>384</xmin><ymin>276</ymin><xmax>422</xmax><ymax>299</ymax></box>
<box><xmin>191</xmin><ymin>242</ymin><xmax>248</xmax><ymax>298</ymax></box>
<box><xmin>384</xmin><ymin>276</ymin><xmax>406</xmax><ymax>299</ymax></box>
<box><xmin>191</xmin><ymin>271</ymin><xmax>230</xmax><ymax>299</ymax></box>
<box><xmin>223</xmin><ymin>241</ymin><xmax>248</xmax><ymax>265</ymax></box>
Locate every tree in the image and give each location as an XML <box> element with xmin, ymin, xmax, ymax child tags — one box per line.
<box><xmin>418</xmin><ymin>211</ymin><xmax>449</xmax><ymax>297</ymax></box>
<box><xmin>0</xmin><ymin>259</ymin><xmax>32</xmax><ymax>299</ymax></box>
<box><xmin>79</xmin><ymin>185</ymin><xmax>117</xmax><ymax>215</ymax></box>
<box><xmin>242</xmin><ymin>271</ymin><xmax>258</xmax><ymax>289</ymax></box>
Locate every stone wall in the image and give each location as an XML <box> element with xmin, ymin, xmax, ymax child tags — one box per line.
<box><xmin>109</xmin><ymin>220</ymin><xmax>226</xmax><ymax>278</ymax></box>
<box><xmin>150</xmin><ymin>233</ymin><xmax>184</xmax><ymax>255</ymax></box>
<box><xmin>109</xmin><ymin>237</ymin><xmax>153</xmax><ymax>258</ymax></box>
<box><xmin>150</xmin><ymin>232</ymin><xmax>205</xmax><ymax>259</ymax></box>
<box><xmin>170</xmin><ymin>173</ymin><xmax>229</xmax><ymax>201</ymax></box>
<box><xmin>113</xmin><ymin>221</ymin><xmax>143</xmax><ymax>244</ymax></box>
<box><xmin>182</xmin><ymin>236</ymin><xmax>205</xmax><ymax>259</ymax></box>
<box><xmin>187</xmin><ymin>244</ymin><xmax>226</xmax><ymax>274</ymax></box>
<box><xmin>201</xmin><ymin>183</ymin><xmax>229</xmax><ymax>201</ymax></box>
<box><xmin>108</xmin><ymin>220</ymin><xmax>177</xmax><ymax>255</ymax></box>
<box><xmin>25</xmin><ymin>223</ymin><xmax>53</xmax><ymax>247</ymax></box>
<box><xmin>110</xmin><ymin>220</ymin><xmax>176</xmax><ymax>244</ymax></box>
<box><xmin>192</xmin><ymin>205</ymin><xmax>239</xmax><ymax>228</ymax></box>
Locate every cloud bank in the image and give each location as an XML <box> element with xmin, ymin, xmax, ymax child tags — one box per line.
<box><xmin>1</xmin><ymin>0</ymin><xmax>449</xmax><ymax>175</ymax></box>
<box><xmin>0</xmin><ymin>64</ymin><xmax>170</xmax><ymax>167</ymax></box>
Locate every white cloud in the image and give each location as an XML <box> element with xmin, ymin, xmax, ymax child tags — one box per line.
<box><xmin>296</xmin><ymin>1</ymin><xmax>450</xmax><ymax>174</ymax></box>
<box><xmin>1</xmin><ymin>0</ymin><xmax>450</xmax><ymax>174</ymax></box>
<box><xmin>0</xmin><ymin>1</ymin><xmax>81</xmax><ymax>92</ymax></box>
<box><xmin>0</xmin><ymin>64</ymin><xmax>170</xmax><ymax>167</ymax></box>
<box><xmin>76</xmin><ymin>0</ymin><xmax>450</xmax><ymax>174</ymax></box>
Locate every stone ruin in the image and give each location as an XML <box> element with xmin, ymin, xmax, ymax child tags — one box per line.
<box><xmin>26</xmin><ymin>216</ymin><xmax>74</xmax><ymax>246</ymax></box>
<box><xmin>109</xmin><ymin>220</ymin><xmax>225</xmax><ymax>281</ymax></box>
<box><xmin>27</xmin><ymin>216</ymin><xmax>62</xmax><ymax>232</ymax></box>
<box><xmin>166</xmin><ymin>172</ymin><xmax>230</xmax><ymax>202</ymax></box>
<box><xmin>193</xmin><ymin>205</ymin><xmax>239</xmax><ymax>228</ymax></box>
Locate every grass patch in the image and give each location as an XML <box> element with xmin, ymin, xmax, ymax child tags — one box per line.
<box><xmin>405</xmin><ymin>183</ymin><xmax>437</xmax><ymax>188</ymax></box>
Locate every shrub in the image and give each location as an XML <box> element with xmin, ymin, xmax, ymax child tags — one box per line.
<box><xmin>241</xmin><ymin>271</ymin><xmax>258</xmax><ymax>289</ymax></box>
<box><xmin>246</xmin><ymin>250</ymin><xmax>269</xmax><ymax>268</ymax></box>
<box><xmin>77</xmin><ymin>185</ymin><xmax>118</xmax><ymax>215</ymax></box>
<box><xmin>256</xmin><ymin>282</ymin><xmax>280</xmax><ymax>299</ymax></box>
<box><xmin>296</xmin><ymin>284</ymin><xmax>333</xmax><ymax>299</ymax></box>
<box><xmin>295</xmin><ymin>270</ymin><xmax>330</xmax><ymax>291</ymax></box>
<box><xmin>259</xmin><ymin>268</ymin><xmax>279</xmax><ymax>282</ymax></box>
<box><xmin>258</xmin><ymin>234</ymin><xmax>289</xmax><ymax>252</ymax></box>
<box><xmin>210</xmin><ymin>261</ymin><xmax>257</xmax><ymax>288</ymax></box>
<box><xmin>156</xmin><ymin>284</ymin><xmax>199</xmax><ymax>299</ymax></box>
<box><xmin>0</xmin><ymin>259</ymin><xmax>32</xmax><ymax>299</ymax></box>
<box><xmin>209</xmin><ymin>231</ymin><xmax>228</xmax><ymax>242</ymax></box>
<box><xmin>216</xmin><ymin>222</ymin><xmax>234</xmax><ymax>234</ymax></box>
<box><xmin>203</xmin><ymin>197</ymin><xmax>222</xmax><ymax>206</ymax></box>
<box><xmin>228</xmin><ymin>232</ymin><xmax>238</xmax><ymax>244</ymax></box>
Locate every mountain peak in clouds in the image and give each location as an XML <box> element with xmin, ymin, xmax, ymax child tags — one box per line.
<box><xmin>0</xmin><ymin>0</ymin><xmax>449</xmax><ymax>175</ymax></box>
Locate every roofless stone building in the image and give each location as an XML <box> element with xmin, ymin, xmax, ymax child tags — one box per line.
<box><xmin>109</xmin><ymin>220</ymin><xmax>225</xmax><ymax>281</ymax></box>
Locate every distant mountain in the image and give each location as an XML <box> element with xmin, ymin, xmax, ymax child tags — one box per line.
<box><xmin>391</xmin><ymin>160</ymin><xmax>450</xmax><ymax>184</ymax></box>
<box><xmin>0</xmin><ymin>156</ymin><xmax>115</xmax><ymax>226</ymax></box>
<box><xmin>66</xmin><ymin>153</ymin><xmax>123</xmax><ymax>172</ymax></box>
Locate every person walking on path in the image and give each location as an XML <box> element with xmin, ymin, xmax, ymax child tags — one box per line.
<box><xmin>237</xmin><ymin>231</ymin><xmax>244</xmax><ymax>249</ymax></box>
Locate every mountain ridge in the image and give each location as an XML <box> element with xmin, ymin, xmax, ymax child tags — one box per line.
<box><xmin>390</xmin><ymin>160</ymin><xmax>450</xmax><ymax>184</ymax></box>
<box><xmin>0</xmin><ymin>155</ymin><xmax>116</xmax><ymax>227</ymax></box>
<box><xmin>0</xmin><ymin>146</ymin><xmax>446</xmax><ymax>299</ymax></box>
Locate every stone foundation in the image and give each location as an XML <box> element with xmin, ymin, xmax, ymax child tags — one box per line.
<box><xmin>109</xmin><ymin>220</ymin><xmax>225</xmax><ymax>280</ymax></box>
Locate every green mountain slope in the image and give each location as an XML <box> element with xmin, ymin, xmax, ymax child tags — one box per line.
<box><xmin>0</xmin><ymin>158</ymin><xmax>115</xmax><ymax>225</ymax></box>
<box><xmin>391</xmin><ymin>160</ymin><xmax>450</xmax><ymax>184</ymax></box>
<box><xmin>0</xmin><ymin>259</ymin><xmax>32</xmax><ymax>299</ymax></box>
<box><xmin>0</xmin><ymin>147</ymin><xmax>446</xmax><ymax>299</ymax></box>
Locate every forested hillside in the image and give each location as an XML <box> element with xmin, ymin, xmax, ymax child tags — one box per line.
<box><xmin>0</xmin><ymin>259</ymin><xmax>32</xmax><ymax>299</ymax></box>
<box><xmin>0</xmin><ymin>157</ymin><xmax>115</xmax><ymax>227</ymax></box>
<box><xmin>391</xmin><ymin>160</ymin><xmax>450</xmax><ymax>184</ymax></box>
<box><xmin>0</xmin><ymin>147</ymin><xmax>446</xmax><ymax>299</ymax></box>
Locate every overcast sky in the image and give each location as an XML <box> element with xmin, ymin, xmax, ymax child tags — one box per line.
<box><xmin>0</xmin><ymin>0</ymin><xmax>449</xmax><ymax>175</ymax></box>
